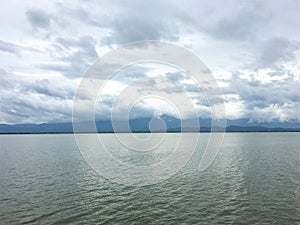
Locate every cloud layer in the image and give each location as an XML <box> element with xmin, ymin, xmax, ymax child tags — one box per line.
<box><xmin>0</xmin><ymin>0</ymin><xmax>300</xmax><ymax>124</ymax></box>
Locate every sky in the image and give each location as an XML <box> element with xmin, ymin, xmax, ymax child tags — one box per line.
<box><xmin>0</xmin><ymin>0</ymin><xmax>300</xmax><ymax>124</ymax></box>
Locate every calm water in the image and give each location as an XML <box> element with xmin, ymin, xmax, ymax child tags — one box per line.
<box><xmin>0</xmin><ymin>133</ymin><xmax>299</xmax><ymax>224</ymax></box>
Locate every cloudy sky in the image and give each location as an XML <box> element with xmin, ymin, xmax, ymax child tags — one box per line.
<box><xmin>1</xmin><ymin>0</ymin><xmax>300</xmax><ymax>124</ymax></box>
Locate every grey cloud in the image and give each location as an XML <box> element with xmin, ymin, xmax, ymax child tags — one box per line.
<box><xmin>165</xmin><ymin>72</ymin><xmax>186</xmax><ymax>83</ymax></box>
<box><xmin>62</xmin><ymin>51</ymin><xmax>92</xmax><ymax>78</ymax></box>
<box><xmin>1</xmin><ymin>1</ymin><xmax>300</xmax><ymax>124</ymax></box>
<box><xmin>58</xmin><ymin>0</ymin><xmax>185</xmax><ymax>45</ymax></box>
<box><xmin>256</xmin><ymin>37</ymin><xmax>300</xmax><ymax>69</ymax></box>
<box><xmin>267</xmin><ymin>70</ymin><xmax>289</xmax><ymax>77</ymax></box>
<box><xmin>103</xmin><ymin>18</ymin><xmax>179</xmax><ymax>45</ymax></box>
<box><xmin>97</xmin><ymin>94</ymin><xmax>115</xmax><ymax>107</ymax></box>
<box><xmin>0</xmin><ymin>70</ymin><xmax>75</xmax><ymax>124</ymax></box>
<box><xmin>1</xmin><ymin>91</ymin><xmax>72</xmax><ymax>124</ymax></box>
<box><xmin>224</xmin><ymin>69</ymin><xmax>300</xmax><ymax>121</ymax></box>
<box><xmin>193</xmin><ymin>95</ymin><xmax>209</xmax><ymax>107</ymax></box>
<box><xmin>2</xmin><ymin>94</ymin><xmax>72</xmax><ymax>124</ymax></box>
<box><xmin>95</xmin><ymin>95</ymin><xmax>116</xmax><ymax>120</ymax></box>
<box><xmin>164</xmin><ymin>86</ymin><xmax>183</xmax><ymax>94</ymax></box>
<box><xmin>134</xmin><ymin>77</ymin><xmax>185</xmax><ymax>95</ymax></box>
<box><xmin>28</xmin><ymin>79</ymin><xmax>75</xmax><ymax>99</ymax></box>
<box><xmin>59</xmin><ymin>36</ymin><xmax>98</xmax><ymax>60</ymax></box>
<box><xmin>184</xmin><ymin>84</ymin><xmax>202</xmax><ymax>93</ymax></box>
<box><xmin>40</xmin><ymin>0</ymin><xmax>300</xmax><ymax>47</ymax></box>
<box><xmin>25</xmin><ymin>8</ymin><xmax>51</xmax><ymax>29</ymax></box>
<box><xmin>0</xmin><ymin>40</ymin><xmax>41</xmax><ymax>55</ymax></box>
<box><xmin>105</xmin><ymin>0</ymin><xmax>266</xmax><ymax>43</ymax></box>
<box><xmin>1</xmin><ymin>75</ymin><xmax>75</xmax><ymax>100</ymax></box>
<box><xmin>164</xmin><ymin>71</ymin><xmax>204</xmax><ymax>94</ymax></box>
<box><xmin>0</xmin><ymin>69</ymin><xmax>13</xmax><ymax>89</ymax></box>
<box><xmin>39</xmin><ymin>63</ymin><xmax>69</xmax><ymax>72</ymax></box>
<box><xmin>129</xmin><ymin>102</ymin><xmax>166</xmax><ymax>119</ymax></box>
<box><xmin>43</xmin><ymin>36</ymin><xmax>99</xmax><ymax>78</ymax></box>
<box><xmin>204</xmin><ymin>5</ymin><xmax>264</xmax><ymax>41</ymax></box>
<box><xmin>135</xmin><ymin>78</ymin><xmax>157</xmax><ymax>94</ymax></box>
<box><xmin>56</xmin><ymin>36</ymin><xmax>98</xmax><ymax>58</ymax></box>
<box><xmin>112</xmin><ymin>65</ymin><xmax>149</xmax><ymax>84</ymax></box>
<box><xmin>0</xmin><ymin>40</ymin><xmax>20</xmax><ymax>54</ymax></box>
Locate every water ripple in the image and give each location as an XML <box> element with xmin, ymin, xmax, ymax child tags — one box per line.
<box><xmin>0</xmin><ymin>133</ymin><xmax>299</xmax><ymax>224</ymax></box>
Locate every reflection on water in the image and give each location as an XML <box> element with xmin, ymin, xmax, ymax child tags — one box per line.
<box><xmin>0</xmin><ymin>133</ymin><xmax>299</xmax><ymax>224</ymax></box>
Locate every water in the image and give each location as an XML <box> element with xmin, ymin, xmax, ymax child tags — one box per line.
<box><xmin>0</xmin><ymin>133</ymin><xmax>299</xmax><ymax>224</ymax></box>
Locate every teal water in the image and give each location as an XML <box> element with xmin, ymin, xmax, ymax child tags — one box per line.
<box><xmin>0</xmin><ymin>133</ymin><xmax>299</xmax><ymax>224</ymax></box>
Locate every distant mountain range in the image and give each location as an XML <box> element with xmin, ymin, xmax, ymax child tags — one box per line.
<box><xmin>1</xmin><ymin>115</ymin><xmax>300</xmax><ymax>133</ymax></box>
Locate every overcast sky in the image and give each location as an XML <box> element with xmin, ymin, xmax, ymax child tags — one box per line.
<box><xmin>1</xmin><ymin>0</ymin><xmax>300</xmax><ymax>124</ymax></box>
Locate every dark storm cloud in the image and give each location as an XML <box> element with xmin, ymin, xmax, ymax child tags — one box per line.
<box><xmin>25</xmin><ymin>8</ymin><xmax>51</xmax><ymax>29</ymax></box>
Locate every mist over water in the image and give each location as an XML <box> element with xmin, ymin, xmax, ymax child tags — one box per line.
<box><xmin>0</xmin><ymin>133</ymin><xmax>299</xmax><ymax>224</ymax></box>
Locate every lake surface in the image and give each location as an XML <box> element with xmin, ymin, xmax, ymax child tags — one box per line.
<box><xmin>0</xmin><ymin>133</ymin><xmax>299</xmax><ymax>224</ymax></box>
